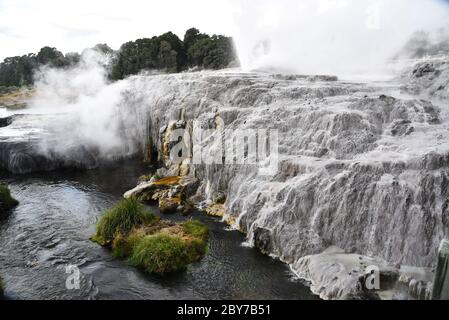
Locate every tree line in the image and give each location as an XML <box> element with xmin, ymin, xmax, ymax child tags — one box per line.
<box><xmin>0</xmin><ymin>28</ymin><xmax>238</xmax><ymax>90</ymax></box>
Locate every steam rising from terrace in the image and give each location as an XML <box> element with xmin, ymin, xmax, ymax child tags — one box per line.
<box><xmin>29</xmin><ymin>49</ymin><xmax>137</xmax><ymax>159</ymax></box>
<box><xmin>232</xmin><ymin>0</ymin><xmax>449</xmax><ymax>78</ymax></box>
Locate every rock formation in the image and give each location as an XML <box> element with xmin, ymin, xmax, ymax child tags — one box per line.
<box><xmin>1</xmin><ymin>56</ymin><xmax>449</xmax><ymax>299</ymax></box>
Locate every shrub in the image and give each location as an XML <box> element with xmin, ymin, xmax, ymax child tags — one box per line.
<box><xmin>0</xmin><ymin>185</ymin><xmax>19</xmax><ymax>212</ymax></box>
<box><xmin>92</xmin><ymin>198</ymin><xmax>157</xmax><ymax>245</ymax></box>
<box><xmin>129</xmin><ymin>233</ymin><xmax>190</xmax><ymax>274</ymax></box>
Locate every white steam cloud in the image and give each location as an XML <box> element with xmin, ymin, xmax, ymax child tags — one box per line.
<box><xmin>30</xmin><ymin>49</ymin><xmax>138</xmax><ymax>160</ymax></box>
<box><xmin>232</xmin><ymin>0</ymin><xmax>449</xmax><ymax>78</ymax></box>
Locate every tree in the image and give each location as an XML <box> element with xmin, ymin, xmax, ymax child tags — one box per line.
<box><xmin>187</xmin><ymin>34</ymin><xmax>237</xmax><ymax>69</ymax></box>
<box><xmin>0</xmin><ymin>53</ymin><xmax>37</xmax><ymax>87</ymax></box>
<box><xmin>158</xmin><ymin>41</ymin><xmax>178</xmax><ymax>73</ymax></box>
<box><xmin>36</xmin><ymin>47</ymin><xmax>66</xmax><ymax>67</ymax></box>
<box><xmin>1</xmin><ymin>28</ymin><xmax>239</xmax><ymax>86</ymax></box>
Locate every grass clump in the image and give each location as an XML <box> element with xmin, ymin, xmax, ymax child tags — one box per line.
<box><xmin>92</xmin><ymin>198</ymin><xmax>158</xmax><ymax>245</ymax></box>
<box><xmin>129</xmin><ymin>233</ymin><xmax>190</xmax><ymax>274</ymax></box>
<box><xmin>182</xmin><ymin>220</ymin><xmax>209</xmax><ymax>260</ymax></box>
<box><xmin>91</xmin><ymin>198</ymin><xmax>209</xmax><ymax>275</ymax></box>
<box><xmin>112</xmin><ymin>228</ymin><xmax>147</xmax><ymax>258</ymax></box>
<box><xmin>129</xmin><ymin>220</ymin><xmax>209</xmax><ymax>274</ymax></box>
<box><xmin>0</xmin><ymin>185</ymin><xmax>19</xmax><ymax>212</ymax></box>
<box><xmin>182</xmin><ymin>219</ymin><xmax>209</xmax><ymax>241</ymax></box>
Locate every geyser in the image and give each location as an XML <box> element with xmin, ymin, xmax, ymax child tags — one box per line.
<box><xmin>232</xmin><ymin>0</ymin><xmax>449</xmax><ymax>78</ymax></box>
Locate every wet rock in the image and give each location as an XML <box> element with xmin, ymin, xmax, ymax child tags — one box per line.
<box><xmin>293</xmin><ymin>247</ymin><xmax>410</xmax><ymax>300</ymax></box>
<box><xmin>205</xmin><ymin>203</ymin><xmax>225</xmax><ymax>217</ymax></box>
<box><xmin>390</xmin><ymin>120</ymin><xmax>413</xmax><ymax>136</ymax></box>
<box><xmin>159</xmin><ymin>197</ymin><xmax>180</xmax><ymax>214</ymax></box>
<box><xmin>409</xmin><ymin>279</ymin><xmax>432</xmax><ymax>300</ymax></box>
<box><xmin>412</xmin><ymin>63</ymin><xmax>435</xmax><ymax>78</ymax></box>
<box><xmin>212</xmin><ymin>192</ymin><xmax>226</xmax><ymax>204</ymax></box>
<box><xmin>0</xmin><ymin>115</ymin><xmax>23</xmax><ymax>128</ymax></box>
<box><xmin>124</xmin><ymin>176</ymin><xmax>181</xmax><ymax>200</ymax></box>
<box><xmin>125</xmin><ymin>176</ymin><xmax>197</xmax><ymax>215</ymax></box>
<box><xmin>253</xmin><ymin>227</ymin><xmax>273</xmax><ymax>255</ymax></box>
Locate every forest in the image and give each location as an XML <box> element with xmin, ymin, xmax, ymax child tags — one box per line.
<box><xmin>0</xmin><ymin>28</ymin><xmax>238</xmax><ymax>91</ymax></box>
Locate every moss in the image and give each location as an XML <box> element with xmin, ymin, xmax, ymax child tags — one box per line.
<box><xmin>92</xmin><ymin>198</ymin><xmax>157</xmax><ymax>245</ymax></box>
<box><xmin>129</xmin><ymin>233</ymin><xmax>190</xmax><ymax>274</ymax></box>
<box><xmin>0</xmin><ymin>185</ymin><xmax>19</xmax><ymax>212</ymax></box>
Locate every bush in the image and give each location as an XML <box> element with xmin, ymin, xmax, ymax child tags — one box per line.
<box><xmin>129</xmin><ymin>233</ymin><xmax>190</xmax><ymax>274</ymax></box>
<box><xmin>0</xmin><ymin>185</ymin><xmax>19</xmax><ymax>212</ymax></box>
<box><xmin>92</xmin><ymin>198</ymin><xmax>157</xmax><ymax>245</ymax></box>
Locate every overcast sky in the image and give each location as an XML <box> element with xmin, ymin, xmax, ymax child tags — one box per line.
<box><xmin>0</xmin><ymin>0</ymin><xmax>239</xmax><ymax>61</ymax></box>
<box><xmin>1</xmin><ymin>0</ymin><xmax>449</xmax><ymax>64</ymax></box>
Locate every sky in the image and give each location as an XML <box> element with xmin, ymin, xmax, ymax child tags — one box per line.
<box><xmin>1</xmin><ymin>0</ymin><xmax>449</xmax><ymax>73</ymax></box>
<box><xmin>0</xmin><ymin>0</ymin><xmax>238</xmax><ymax>61</ymax></box>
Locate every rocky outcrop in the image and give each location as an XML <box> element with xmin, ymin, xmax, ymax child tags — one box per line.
<box><xmin>400</xmin><ymin>57</ymin><xmax>449</xmax><ymax>100</ymax></box>
<box><xmin>125</xmin><ymin>176</ymin><xmax>197</xmax><ymax>215</ymax></box>
<box><xmin>116</xmin><ymin>63</ymin><xmax>449</xmax><ymax>284</ymax></box>
<box><xmin>2</xmin><ymin>57</ymin><xmax>449</xmax><ymax>299</ymax></box>
<box><xmin>292</xmin><ymin>246</ymin><xmax>433</xmax><ymax>300</ymax></box>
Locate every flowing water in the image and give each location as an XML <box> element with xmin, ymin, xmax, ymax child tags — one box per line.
<box><xmin>0</xmin><ymin>161</ymin><xmax>317</xmax><ymax>300</ymax></box>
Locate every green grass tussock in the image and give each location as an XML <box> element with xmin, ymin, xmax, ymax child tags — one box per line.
<box><xmin>92</xmin><ymin>198</ymin><xmax>158</xmax><ymax>245</ymax></box>
<box><xmin>129</xmin><ymin>233</ymin><xmax>190</xmax><ymax>274</ymax></box>
<box><xmin>92</xmin><ymin>198</ymin><xmax>209</xmax><ymax>275</ymax></box>
<box><xmin>182</xmin><ymin>219</ymin><xmax>209</xmax><ymax>241</ymax></box>
<box><xmin>112</xmin><ymin>228</ymin><xmax>147</xmax><ymax>258</ymax></box>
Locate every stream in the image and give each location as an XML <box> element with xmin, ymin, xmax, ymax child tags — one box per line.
<box><xmin>0</xmin><ymin>161</ymin><xmax>318</xmax><ymax>300</ymax></box>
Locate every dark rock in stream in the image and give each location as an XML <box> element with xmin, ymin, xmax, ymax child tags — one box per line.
<box><xmin>254</xmin><ymin>227</ymin><xmax>274</xmax><ymax>255</ymax></box>
<box><xmin>0</xmin><ymin>115</ymin><xmax>23</xmax><ymax>128</ymax></box>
